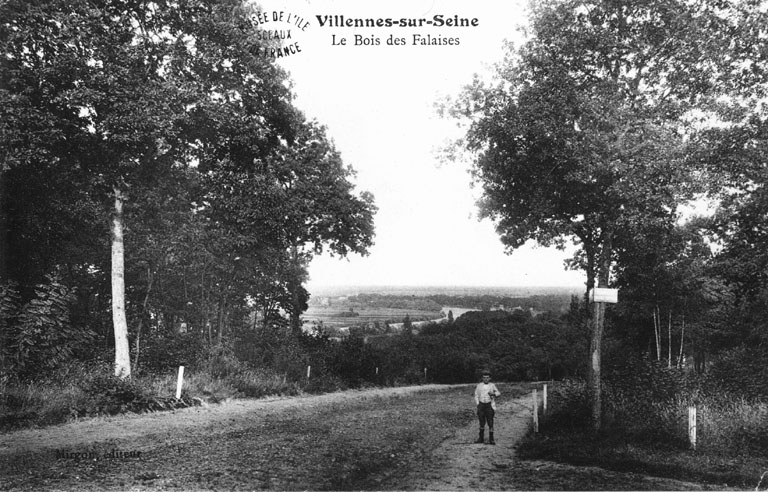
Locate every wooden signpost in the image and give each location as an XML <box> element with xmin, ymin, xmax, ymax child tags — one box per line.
<box><xmin>590</xmin><ymin>287</ymin><xmax>618</xmax><ymax>429</ymax></box>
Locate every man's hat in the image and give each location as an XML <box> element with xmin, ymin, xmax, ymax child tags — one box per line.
<box><xmin>481</xmin><ymin>369</ymin><xmax>491</xmax><ymax>376</ymax></box>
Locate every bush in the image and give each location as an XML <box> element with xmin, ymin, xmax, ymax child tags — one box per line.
<box><xmin>140</xmin><ymin>332</ymin><xmax>204</xmax><ymax>372</ymax></box>
<box><xmin>600</xmin><ymin>357</ymin><xmax>695</xmax><ymax>446</ymax></box>
<box><xmin>196</xmin><ymin>343</ymin><xmax>249</xmax><ymax>378</ymax></box>
<box><xmin>330</xmin><ymin>334</ymin><xmax>379</xmax><ymax>385</ymax></box>
<box><xmin>80</xmin><ymin>373</ymin><xmax>154</xmax><ymax>415</ymax></box>
<box><xmin>543</xmin><ymin>378</ymin><xmax>592</xmax><ymax>429</ymax></box>
<box><xmin>707</xmin><ymin>346</ymin><xmax>768</xmax><ymax>399</ymax></box>
<box><xmin>1</xmin><ymin>276</ymin><xmax>96</xmax><ymax>378</ymax></box>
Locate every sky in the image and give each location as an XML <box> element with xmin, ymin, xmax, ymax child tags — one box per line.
<box><xmin>253</xmin><ymin>0</ymin><xmax>588</xmax><ymax>289</ymax></box>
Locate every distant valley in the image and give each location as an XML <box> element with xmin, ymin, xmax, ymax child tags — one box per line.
<box><xmin>303</xmin><ymin>285</ymin><xmax>582</xmax><ymax>336</ymax></box>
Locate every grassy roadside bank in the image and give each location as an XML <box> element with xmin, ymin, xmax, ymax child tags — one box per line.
<box><xmin>0</xmin><ymin>358</ymin><xmax>354</xmax><ymax>432</ymax></box>
<box><xmin>517</xmin><ymin>429</ymin><xmax>766</xmax><ymax>489</ymax></box>
<box><xmin>515</xmin><ymin>379</ymin><xmax>768</xmax><ymax>490</ymax></box>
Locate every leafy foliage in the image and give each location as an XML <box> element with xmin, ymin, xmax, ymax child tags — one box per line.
<box><xmin>371</xmin><ymin>310</ymin><xmax>587</xmax><ymax>384</ymax></box>
<box><xmin>442</xmin><ymin>0</ymin><xmax>768</xmax><ymax>427</ymax></box>
<box><xmin>0</xmin><ymin>0</ymin><xmax>376</xmax><ymax>381</ymax></box>
<box><xmin>330</xmin><ymin>333</ymin><xmax>379</xmax><ymax>386</ymax></box>
<box><xmin>1</xmin><ymin>275</ymin><xmax>94</xmax><ymax>377</ymax></box>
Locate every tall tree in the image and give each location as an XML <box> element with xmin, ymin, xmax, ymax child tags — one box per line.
<box><xmin>2</xmin><ymin>0</ymin><xmax>298</xmax><ymax>376</ymax></box>
<box><xmin>2</xmin><ymin>0</ymin><xmax>185</xmax><ymax>376</ymax></box>
<box><xmin>2</xmin><ymin>0</ymin><xmax>377</xmax><ymax>376</ymax></box>
<box><xmin>446</xmin><ymin>0</ymin><xmax>767</xmax><ymax>428</ymax></box>
<box><xmin>277</xmin><ymin>120</ymin><xmax>376</xmax><ymax>334</ymax></box>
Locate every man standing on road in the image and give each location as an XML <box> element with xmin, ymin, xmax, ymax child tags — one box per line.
<box><xmin>474</xmin><ymin>369</ymin><xmax>500</xmax><ymax>444</ymax></box>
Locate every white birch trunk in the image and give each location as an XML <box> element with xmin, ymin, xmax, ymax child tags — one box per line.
<box><xmin>112</xmin><ymin>187</ymin><xmax>131</xmax><ymax>378</ymax></box>
<box><xmin>653</xmin><ymin>307</ymin><xmax>661</xmax><ymax>361</ymax></box>
<box><xmin>668</xmin><ymin>309</ymin><xmax>672</xmax><ymax>368</ymax></box>
<box><xmin>678</xmin><ymin>313</ymin><xmax>685</xmax><ymax>368</ymax></box>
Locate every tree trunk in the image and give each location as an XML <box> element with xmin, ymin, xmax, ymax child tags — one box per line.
<box><xmin>132</xmin><ymin>264</ymin><xmax>154</xmax><ymax>374</ymax></box>
<box><xmin>653</xmin><ymin>306</ymin><xmax>661</xmax><ymax>360</ymax></box>
<box><xmin>590</xmin><ymin>229</ymin><xmax>613</xmax><ymax>430</ymax></box>
<box><xmin>133</xmin><ymin>319</ymin><xmax>142</xmax><ymax>374</ymax></box>
<box><xmin>695</xmin><ymin>350</ymin><xmax>705</xmax><ymax>374</ymax></box>
<box><xmin>0</xmin><ymin>171</ymin><xmax>7</xmax><ymax>282</ymax></box>
<box><xmin>216</xmin><ymin>296</ymin><xmax>226</xmax><ymax>345</ymax></box>
<box><xmin>677</xmin><ymin>313</ymin><xmax>685</xmax><ymax>368</ymax></box>
<box><xmin>667</xmin><ymin>309</ymin><xmax>672</xmax><ymax>368</ymax></box>
<box><xmin>290</xmin><ymin>285</ymin><xmax>302</xmax><ymax>335</ymax></box>
<box><xmin>590</xmin><ymin>300</ymin><xmax>605</xmax><ymax>429</ymax></box>
<box><xmin>111</xmin><ymin>186</ymin><xmax>131</xmax><ymax>379</ymax></box>
<box><xmin>289</xmin><ymin>246</ymin><xmax>304</xmax><ymax>336</ymax></box>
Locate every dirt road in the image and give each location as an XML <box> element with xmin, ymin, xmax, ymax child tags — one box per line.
<box><xmin>0</xmin><ymin>383</ymin><xmax>710</xmax><ymax>490</ymax></box>
<box><xmin>393</xmin><ymin>391</ymin><xmax>535</xmax><ymax>490</ymax></box>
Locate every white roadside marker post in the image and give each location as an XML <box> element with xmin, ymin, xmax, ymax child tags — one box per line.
<box><xmin>533</xmin><ymin>389</ymin><xmax>539</xmax><ymax>433</ymax></box>
<box><xmin>543</xmin><ymin>384</ymin><xmax>548</xmax><ymax>414</ymax></box>
<box><xmin>175</xmin><ymin>366</ymin><xmax>185</xmax><ymax>399</ymax></box>
<box><xmin>307</xmin><ymin>365</ymin><xmax>311</xmax><ymax>380</ymax></box>
<box><xmin>688</xmin><ymin>406</ymin><xmax>697</xmax><ymax>449</ymax></box>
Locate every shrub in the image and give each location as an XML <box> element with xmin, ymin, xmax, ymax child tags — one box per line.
<box><xmin>330</xmin><ymin>334</ymin><xmax>379</xmax><ymax>385</ymax></box>
<box><xmin>707</xmin><ymin>346</ymin><xmax>768</xmax><ymax>399</ymax></box>
<box><xmin>196</xmin><ymin>343</ymin><xmax>249</xmax><ymax>378</ymax></box>
<box><xmin>2</xmin><ymin>276</ymin><xmax>95</xmax><ymax>378</ymax></box>
<box><xmin>543</xmin><ymin>378</ymin><xmax>592</xmax><ymax>429</ymax></box>
<box><xmin>80</xmin><ymin>373</ymin><xmax>154</xmax><ymax>415</ymax></box>
<box><xmin>140</xmin><ymin>332</ymin><xmax>203</xmax><ymax>372</ymax></box>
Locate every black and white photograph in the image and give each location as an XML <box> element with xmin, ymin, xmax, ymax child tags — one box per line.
<box><xmin>2</xmin><ymin>0</ymin><xmax>768</xmax><ymax>489</ymax></box>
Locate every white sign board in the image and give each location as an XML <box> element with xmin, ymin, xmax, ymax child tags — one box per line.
<box><xmin>591</xmin><ymin>288</ymin><xmax>618</xmax><ymax>304</ymax></box>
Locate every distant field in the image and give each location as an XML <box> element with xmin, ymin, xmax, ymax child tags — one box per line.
<box><xmin>303</xmin><ymin>305</ymin><xmax>442</xmax><ymax>329</ymax></box>
<box><xmin>302</xmin><ymin>284</ymin><xmax>580</xmax><ymax>331</ymax></box>
<box><xmin>307</xmin><ymin>285</ymin><xmax>581</xmax><ymax>298</ymax></box>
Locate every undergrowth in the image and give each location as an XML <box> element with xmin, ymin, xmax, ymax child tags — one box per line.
<box><xmin>518</xmin><ymin>371</ymin><xmax>768</xmax><ymax>489</ymax></box>
<box><xmin>0</xmin><ymin>352</ymin><xmax>352</xmax><ymax>432</ymax></box>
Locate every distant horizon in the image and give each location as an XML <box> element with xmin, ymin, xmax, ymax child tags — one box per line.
<box><xmin>307</xmin><ymin>283</ymin><xmax>585</xmax><ymax>289</ymax></box>
<box><xmin>306</xmin><ymin>284</ymin><xmax>585</xmax><ymax>297</ymax></box>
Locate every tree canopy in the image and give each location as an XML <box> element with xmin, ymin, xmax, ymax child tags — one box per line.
<box><xmin>0</xmin><ymin>0</ymin><xmax>376</xmax><ymax>377</ymax></box>
<box><xmin>446</xmin><ymin>0</ymin><xmax>768</xmax><ymax>427</ymax></box>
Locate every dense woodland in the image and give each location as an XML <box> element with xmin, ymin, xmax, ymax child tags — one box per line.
<box><xmin>0</xmin><ymin>0</ymin><xmax>376</xmax><ymax>381</ymax></box>
<box><xmin>2</xmin><ymin>0</ymin><xmax>768</xmax><ymax>457</ymax></box>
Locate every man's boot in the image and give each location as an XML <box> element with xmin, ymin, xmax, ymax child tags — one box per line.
<box><xmin>475</xmin><ymin>429</ymin><xmax>484</xmax><ymax>444</ymax></box>
<box><xmin>488</xmin><ymin>431</ymin><xmax>495</xmax><ymax>445</ymax></box>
